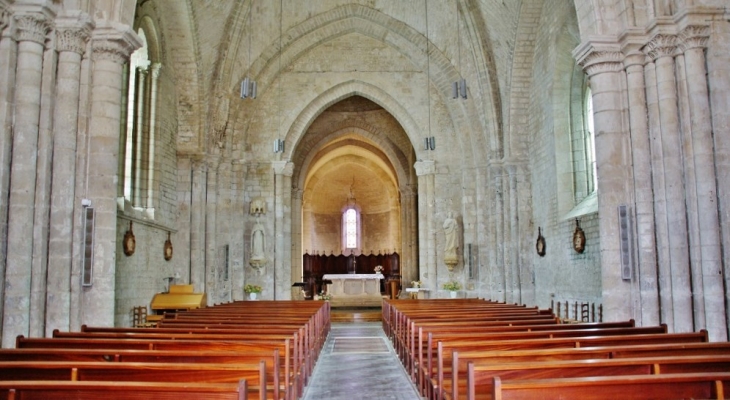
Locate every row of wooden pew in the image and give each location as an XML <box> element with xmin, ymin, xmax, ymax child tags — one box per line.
<box><xmin>383</xmin><ymin>298</ymin><xmax>730</xmax><ymax>400</ymax></box>
<box><xmin>0</xmin><ymin>300</ymin><xmax>330</xmax><ymax>399</ymax></box>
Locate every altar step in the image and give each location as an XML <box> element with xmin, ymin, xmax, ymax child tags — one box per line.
<box><xmin>331</xmin><ymin>307</ymin><xmax>382</xmax><ymax>323</ymax></box>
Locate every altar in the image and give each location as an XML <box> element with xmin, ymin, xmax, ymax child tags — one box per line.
<box><xmin>323</xmin><ymin>274</ymin><xmax>384</xmax><ymax>307</ymax></box>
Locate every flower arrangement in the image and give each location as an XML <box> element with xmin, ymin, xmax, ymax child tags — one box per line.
<box><xmin>374</xmin><ymin>265</ymin><xmax>384</xmax><ymax>274</ymax></box>
<box><xmin>318</xmin><ymin>292</ymin><xmax>332</xmax><ymax>301</ymax></box>
<box><xmin>442</xmin><ymin>281</ymin><xmax>461</xmax><ymax>291</ymax></box>
<box><xmin>244</xmin><ymin>284</ymin><xmax>262</xmax><ymax>294</ymax></box>
<box><xmin>411</xmin><ymin>280</ymin><xmax>422</xmax><ymax>288</ymax></box>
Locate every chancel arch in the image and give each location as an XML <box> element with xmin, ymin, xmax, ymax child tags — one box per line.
<box><xmin>289</xmin><ymin>95</ymin><xmax>418</xmax><ymax>297</ymax></box>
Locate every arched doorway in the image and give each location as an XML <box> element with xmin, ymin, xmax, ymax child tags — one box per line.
<box><xmin>290</xmin><ymin>96</ymin><xmax>419</xmax><ymax>298</ymax></box>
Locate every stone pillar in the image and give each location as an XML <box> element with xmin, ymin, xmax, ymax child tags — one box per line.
<box><xmin>645</xmin><ymin>34</ymin><xmax>693</xmax><ymax>332</ymax></box>
<box><xmin>46</xmin><ymin>14</ymin><xmax>93</xmax><ymax>337</ymax></box>
<box><xmin>133</xmin><ymin>66</ymin><xmax>147</xmax><ymax>208</ymax></box>
<box><xmin>0</xmin><ymin>3</ymin><xmax>14</xmax><ymax>339</ymax></box>
<box><xmin>679</xmin><ymin>25</ymin><xmax>726</xmax><ymax>341</ymax></box>
<box><xmin>205</xmin><ymin>157</ymin><xmax>219</xmax><ymax>306</ymax></box>
<box><xmin>79</xmin><ymin>23</ymin><xmax>140</xmax><ymax>328</ymax></box>
<box><xmin>273</xmin><ymin>161</ymin><xmax>293</xmax><ymax>300</ymax></box>
<box><xmin>146</xmin><ymin>63</ymin><xmax>161</xmax><ymax>211</ymax></box>
<box><xmin>231</xmin><ymin>160</ymin><xmax>247</xmax><ymax>301</ymax></box>
<box><xmin>290</xmin><ymin>186</ymin><xmax>303</xmax><ymax>299</ymax></box>
<box><xmin>506</xmin><ymin>163</ymin><xmax>519</xmax><ymax>304</ymax></box>
<box><xmin>2</xmin><ymin>10</ymin><xmax>53</xmax><ymax>348</ymax></box>
<box><xmin>399</xmin><ymin>185</ymin><xmax>417</xmax><ymax>285</ymax></box>
<box><xmin>414</xmin><ymin>161</ymin><xmax>436</xmax><ymax>290</ymax></box>
<box><xmin>708</xmin><ymin>18</ymin><xmax>730</xmax><ymax>341</ymax></box>
<box><xmin>623</xmin><ymin>50</ymin><xmax>660</xmax><ymax>327</ymax></box>
<box><xmin>190</xmin><ymin>159</ymin><xmax>207</xmax><ymax>292</ymax></box>
<box><xmin>575</xmin><ymin>42</ymin><xmax>634</xmax><ymax>323</ymax></box>
<box><xmin>489</xmin><ymin>163</ymin><xmax>505</xmax><ymax>302</ymax></box>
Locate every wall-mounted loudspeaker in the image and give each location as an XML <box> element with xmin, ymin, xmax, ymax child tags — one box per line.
<box><xmin>82</xmin><ymin>207</ymin><xmax>95</xmax><ymax>286</ymax></box>
<box><xmin>618</xmin><ymin>204</ymin><xmax>632</xmax><ymax>280</ymax></box>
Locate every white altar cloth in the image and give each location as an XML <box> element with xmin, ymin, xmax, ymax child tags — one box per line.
<box><xmin>323</xmin><ymin>274</ymin><xmax>384</xmax><ymax>307</ymax></box>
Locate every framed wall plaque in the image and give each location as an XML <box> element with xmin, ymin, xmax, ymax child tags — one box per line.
<box><xmin>536</xmin><ymin>227</ymin><xmax>546</xmax><ymax>257</ymax></box>
<box><xmin>573</xmin><ymin>218</ymin><xmax>586</xmax><ymax>254</ymax></box>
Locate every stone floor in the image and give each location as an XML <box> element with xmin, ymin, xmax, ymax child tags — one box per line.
<box><xmin>301</xmin><ymin>322</ymin><xmax>423</xmax><ymax>400</ymax></box>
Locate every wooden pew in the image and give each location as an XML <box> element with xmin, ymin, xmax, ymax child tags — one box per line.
<box><xmin>487</xmin><ymin>372</ymin><xmax>730</xmax><ymax>400</ymax></box>
<box><xmin>0</xmin><ymin>380</ymin><xmax>249</xmax><ymax>400</ymax></box>
<box><xmin>453</xmin><ymin>354</ymin><xmax>730</xmax><ymax>400</ymax></box>
<box><xmin>0</xmin><ymin>360</ymin><xmax>268</xmax><ymax>400</ymax></box>
<box><xmin>431</xmin><ymin>331</ymin><xmax>709</xmax><ymax>400</ymax></box>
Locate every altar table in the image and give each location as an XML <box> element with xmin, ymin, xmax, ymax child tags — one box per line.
<box><xmin>323</xmin><ymin>274</ymin><xmax>384</xmax><ymax>307</ymax></box>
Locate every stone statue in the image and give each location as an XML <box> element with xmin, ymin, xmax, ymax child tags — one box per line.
<box><xmin>443</xmin><ymin>212</ymin><xmax>459</xmax><ymax>270</ymax></box>
<box><xmin>250</xmin><ymin>220</ymin><xmax>266</xmax><ymax>269</ymax></box>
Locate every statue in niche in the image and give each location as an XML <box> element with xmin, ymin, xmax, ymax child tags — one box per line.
<box><xmin>443</xmin><ymin>212</ymin><xmax>459</xmax><ymax>271</ymax></box>
<box><xmin>250</xmin><ymin>220</ymin><xmax>266</xmax><ymax>270</ymax></box>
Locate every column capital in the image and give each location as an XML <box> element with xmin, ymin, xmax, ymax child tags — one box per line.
<box><xmin>643</xmin><ymin>33</ymin><xmax>679</xmax><ymax>61</ymax></box>
<box><xmin>55</xmin><ymin>13</ymin><xmax>94</xmax><ymax>55</ymax></box>
<box><xmin>574</xmin><ymin>38</ymin><xmax>624</xmax><ymax>77</ymax></box>
<box><xmin>414</xmin><ymin>160</ymin><xmax>435</xmax><ymax>176</ymax></box>
<box><xmin>13</xmin><ymin>11</ymin><xmax>53</xmax><ymax>45</ymax></box>
<box><xmin>678</xmin><ymin>25</ymin><xmax>709</xmax><ymax>52</ymax></box>
<box><xmin>0</xmin><ymin>2</ymin><xmax>10</xmax><ymax>32</ymax></box>
<box><xmin>91</xmin><ymin>21</ymin><xmax>141</xmax><ymax>64</ymax></box>
<box><xmin>150</xmin><ymin>62</ymin><xmax>162</xmax><ymax>78</ymax></box>
<box><xmin>272</xmin><ymin>161</ymin><xmax>294</xmax><ymax>176</ymax></box>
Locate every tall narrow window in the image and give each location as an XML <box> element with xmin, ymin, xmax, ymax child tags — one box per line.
<box><xmin>119</xmin><ymin>24</ymin><xmax>161</xmax><ymax>217</ymax></box>
<box><xmin>341</xmin><ymin>207</ymin><xmax>361</xmax><ymax>253</ymax></box>
<box><xmin>345</xmin><ymin>209</ymin><xmax>357</xmax><ymax>248</ymax></box>
<box><xmin>585</xmin><ymin>87</ymin><xmax>597</xmax><ymax>194</ymax></box>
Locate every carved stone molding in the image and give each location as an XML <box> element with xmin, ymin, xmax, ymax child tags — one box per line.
<box><xmin>272</xmin><ymin>161</ymin><xmax>294</xmax><ymax>177</ymax></box>
<box><xmin>414</xmin><ymin>160</ymin><xmax>435</xmax><ymax>176</ymax></box>
<box><xmin>14</xmin><ymin>13</ymin><xmax>53</xmax><ymax>45</ymax></box>
<box><xmin>56</xmin><ymin>28</ymin><xmax>91</xmax><ymax>54</ymax></box>
<box><xmin>0</xmin><ymin>4</ymin><xmax>10</xmax><ymax>32</ymax></box>
<box><xmin>55</xmin><ymin>13</ymin><xmax>94</xmax><ymax>54</ymax></box>
<box><xmin>643</xmin><ymin>34</ymin><xmax>678</xmax><ymax>60</ymax></box>
<box><xmin>573</xmin><ymin>38</ymin><xmax>624</xmax><ymax>77</ymax></box>
<box><xmin>92</xmin><ymin>23</ymin><xmax>142</xmax><ymax>64</ymax></box>
<box><xmin>678</xmin><ymin>25</ymin><xmax>709</xmax><ymax>52</ymax></box>
<box><xmin>579</xmin><ymin>50</ymin><xmax>624</xmax><ymax>77</ymax></box>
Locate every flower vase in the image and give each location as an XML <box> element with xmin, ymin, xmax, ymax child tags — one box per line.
<box><xmin>449</xmin><ymin>291</ymin><xmax>457</xmax><ymax>299</ymax></box>
<box><xmin>249</xmin><ymin>292</ymin><xmax>258</xmax><ymax>300</ymax></box>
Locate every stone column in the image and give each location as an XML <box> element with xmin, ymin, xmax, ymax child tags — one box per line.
<box><xmin>489</xmin><ymin>163</ymin><xmax>505</xmax><ymax>302</ymax></box>
<box><xmin>290</xmin><ymin>186</ymin><xmax>303</xmax><ymax>299</ymax></box>
<box><xmin>399</xmin><ymin>185</ymin><xmax>417</xmax><ymax>285</ymax></box>
<box><xmin>146</xmin><ymin>63</ymin><xmax>161</xmax><ymax>212</ymax></box>
<box><xmin>79</xmin><ymin>23</ymin><xmax>140</xmax><ymax>328</ymax></box>
<box><xmin>205</xmin><ymin>157</ymin><xmax>219</xmax><ymax>306</ymax></box>
<box><xmin>414</xmin><ymin>161</ymin><xmax>436</xmax><ymax>290</ymax></box>
<box><xmin>2</xmin><ymin>10</ymin><xmax>53</xmax><ymax>348</ymax></box>
<box><xmin>679</xmin><ymin>25</ymin><xmax>726</xmax><ymax>341</ymax></box>
<box><xmin>707</xmin><ymin>17</ymin><xmax>730</xmax><ymax>341</ymax></box>
<box><xmin>273</xmin><ymin>161</ymin><xmax>293</xmax><ymax>300</ymax></box>
<box><xmin>189</xmin><ymin>159</ymin><xmax>207</xmax><ymax>292</ymax></box>
<box><xmin>623</xmin><ymin>50</ymin><xmax>660</xmax><ymax>327</ymax></box>
<box><xmin>506</xmin><ymin>163</ymin><xmax>519</xmax><ymax>304</ymax></box>
<box><xmin>575</xmin><ymin>42</ymin><xmax>634</xmax><ymax>323</ymax></box>
<box><xmin>46</xmin><ymin>14</ymin><xmax>93</xmax><ymax>337</ymax></box>
<box><xmin>645</xmin><ymin>34</ymin><xmax>693</xmax><ymax>332</ymax></box>
<box><xmin>0</xmin><ymin>3</ymin><xmax>14</xmax><ymax>339</ymax></box>
<box><xmin>133</xmin><ymin>66</ymin><xmax>147</xmax><ymax>208</ymax></box>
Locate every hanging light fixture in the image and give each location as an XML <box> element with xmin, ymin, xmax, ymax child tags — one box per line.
<box><xmin>240</xmin><ymin>1</ymin><xmax>257</xmax><ymax>99</ymax></box>
<box><xmin>424</xmin><ymin>0</ymin><xmax>435</xmax><ymax>151</ymax></box>
<box><xmin>273</xmin><ymin>0</ymin><xmax>284</xmax><ymax>153</ymax></box>
<box><xmin>452</xmin><ymin>4</ymin><xmax>467</xmax><ymax>100</ymax></box>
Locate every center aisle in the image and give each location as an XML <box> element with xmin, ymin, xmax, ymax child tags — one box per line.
<box><xmin>301</xmin><ymin>322</ymin><xmax>423</xmax><ymax>400</ymax></box>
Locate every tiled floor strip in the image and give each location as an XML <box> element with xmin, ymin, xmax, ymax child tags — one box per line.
<box><xmin>301</xmin><ymin>322</ymin><xmax>423</xmax><ymax>400</ymax></box>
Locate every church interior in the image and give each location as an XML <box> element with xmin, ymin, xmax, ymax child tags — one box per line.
<box><xmin>0</xmin><ymin>0</ymin><xmax>730</xmax><ymax>360</ymax></box>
